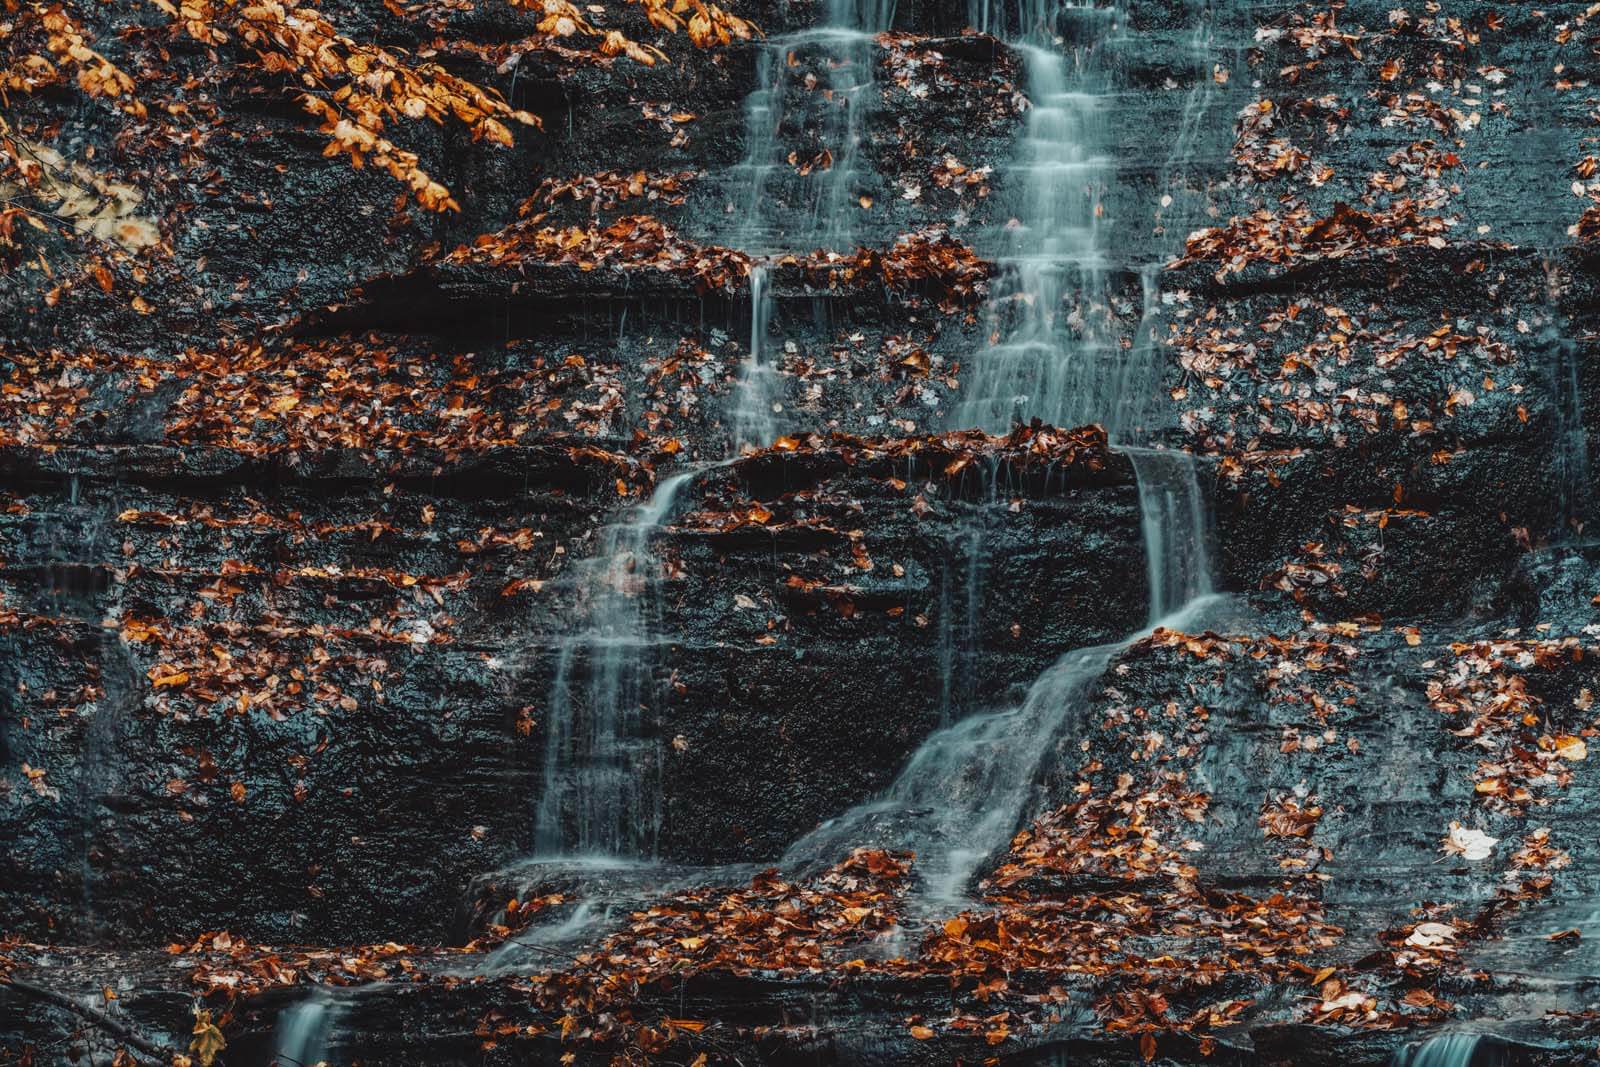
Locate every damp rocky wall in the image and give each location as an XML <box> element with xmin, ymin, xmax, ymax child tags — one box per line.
<box><xmin>7</xmin><ymin>0</ymin><xmax>1600</xmax><ymax>1064</ymax></box>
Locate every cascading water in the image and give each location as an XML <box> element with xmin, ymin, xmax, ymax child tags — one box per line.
<box><xmin>956</xmin><ymin>1</ymin><xmax>1115</xmax><ymax>431</ymax></box>
<box><xmin>273</xmin><ymin>0</ymin><xmax>1231</xmax><ymax>1043</ymax></box>
<box><xmin>783</xmin><ymin>592</ymin><xmax>1221</xmax><ymax>901</ymax></box>
<box><xmin>784</xmin><ymin>0</ymin><xmax>1224</xmax><ymax>900</ymax></box>
<box><xmin>530</xmin><ymin>0</ymin><xmax>902</xmax><ymax>871</ymax></box>
<box><xmin>725</xmin><ymin>0</ymin><xmax>897</xmax><ymax>445</ymax></box>
<box><xmin>532</xmin><ymin>470</ymin><xmax>697</xmax><ymax>857</ymax></box>
<box><xmin>1389</xmin><ymin>1033</ymin><xmax>1503</xmax><ymax>1067</ymax></box>
<box><xmin>730</xmin><ymin>0</ymin><xmax>895</xmax><ymax>249</ymax></box>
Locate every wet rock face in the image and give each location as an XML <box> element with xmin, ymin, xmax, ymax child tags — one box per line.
<box><xmin>649</xmin><ymin>434</ymin><xmax>1146</xmax><ymax>860</ymax></box>
<box><xmin>0</xmin><ymin>431</ymin><xmax>1145</xmax><ymax>943</ymax></box>
<box><xmin>5</xmin><ymin>0</ymin><xmax>1600</xmax><ymax>1063</ymax></box>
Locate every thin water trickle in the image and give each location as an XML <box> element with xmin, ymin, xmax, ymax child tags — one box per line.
<box><xmin>532</xmin><ymin>470</ymin><xmax>698</xmax><ymax>858</ymax></box>
<box><xmin>1389</xmin><ymin>1033</ymin><xmax>1503</xmax><ymax>1067</ymax></box>
<box><xmin>1542</xmin><ymin>262</ymin><xmax>1591</xmax><ymax>538</ymax></box>
<box><xmin>784</xmin><ymin>593</ymin><xmax>1225</xmax><ymax>901</ymax></box>
<box><xmin>730</xmin><ymin>264</ymin><xmax>780</xmax><ymax>453</ymax></box>
<box><xmin>935</xmin><ymin>521</ymin><xmax>988</xmax><ymax>723</ymax></box>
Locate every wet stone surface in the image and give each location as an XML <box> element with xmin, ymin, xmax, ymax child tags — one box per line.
<box><xmin>5</xmin><ymin>0</ymin><xmax>1600</xmax><ymax>1064</ymax></box>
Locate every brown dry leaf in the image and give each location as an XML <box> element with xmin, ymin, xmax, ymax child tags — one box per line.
<box><xmin>189</xmin><ymin>1009</ymin><xmax>226</xmax><ymax>1067</ymax></box>
<box><xmin>1554</xmin><ymin>735</ymin><xmax>1587</xmax><ymax>761</ymax></box>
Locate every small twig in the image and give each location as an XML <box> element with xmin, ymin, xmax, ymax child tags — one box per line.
<box><xmin>502</xmin><ymin>937</ymin><xmax>583</xmax><ymax>964</ymax></box>
<box><xmin>1</xmin><ymin>978</ymin><xmax>177</xmax><ymax>1059</ymax></box>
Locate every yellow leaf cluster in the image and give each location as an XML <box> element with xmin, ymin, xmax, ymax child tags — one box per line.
<box><xmin>161</xmin><ymin>1</ymin><xmax>539</xmax><ymax>211</ymax></box>
<box><xmin>1</xmin><ymin>3</ymin><xmax>144</xmax><ymax>115</ymax></box>
<box><xmin>0</xmin><ymin>0</ymin><xmax>758</xmax><ymax>222</ymax></box>
<box><xmin>33</xmin><ymin>3</ymin><xmax>147</xmax><ymax>116</ymax></box>
<box><xmin>511</xmin><ymin>0</ymin><xmax>758</xmax><ymax>64</ymax></box>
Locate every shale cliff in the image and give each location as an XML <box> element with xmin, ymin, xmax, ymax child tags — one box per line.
<box><xmin>3</xmin><ymin>0</ymin><xmax>1600</xmax><ymax>1064</ymax></box>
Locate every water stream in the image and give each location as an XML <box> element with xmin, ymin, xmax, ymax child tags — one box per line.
<box><xmin>783</xmin><ymin>592</ymin><xmax>1222</xmax><ymax>901</ymax></box>
<box><xmin>955</xmin><ymin>1</ymin><xmax>1115</xmax><ymax>431</ymax></box>
<box><xmin>531</xmin><ymin>470</ymin><xmax>698</xmax><ymax>858</ymax></box>
<box><xmin>730</xmin><ymin>0</ymin><xmax>896</xmax><ymax>249</ymax></box>
<box><xmin>1389</xmin><ymin>1033</ymin><xmax>1504</xmax><ymax>1067</ymax></box>
<box><xmin>724</xmin><ymin>0</ymin><xmax>900</xmax><ymax>444</ymax></box>
<box><xmin>781</xmin><ymin>0</ymin><xmax>1222</xmax><ymax>902</ymax></box>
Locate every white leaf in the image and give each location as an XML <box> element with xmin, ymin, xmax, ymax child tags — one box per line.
<box><xmin>1442</xmin><ymin>821</ymin><xmax>1497</xmax><ymax>861</ymax></box>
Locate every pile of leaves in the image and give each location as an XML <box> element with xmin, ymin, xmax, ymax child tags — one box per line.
<box><xmin>440</xmin><ymin>214</ymin><xmax>753</xmax><ymax>292</ymax></box>
<box><xmin>751</xmin><ymin>422</ymin><xmax>1114</xmax><ymax>481</ymax></box>
<box><xmin>117</xmin><ymin>612</ymin><xmax>432</xmax><ymax>723</ymax></box>
<box><xmin>1177</xmin><ymin>200</ymin><xmax>1454</xmax><ymax>280</ymax></box>
<box><xmin>520</xmin><ymin>850</ymin><xmax>911</xmax><ymax>1052</ymax></box>
<box><xmin>877</xmin><ymin>30</ymin><xmax>1022</xmax><ymax>127</ymax></box>
<box><xmin>440</xmin><ymin>218</ymin><xmax>991</xmax><ymax>304</ymax></box>
<box><xmin>520</xmin><ymin>170</ymin><xmax>700</xmax><ymax>218</ymax></box>
<box><xmin>910</xmin><ymin>769</ymin><xmax>1343</xmax><ymax>1050</ymax></box>
<box><xmin>1188</xmin><ymin>1</ymin><xmax>1516</xmax><ymax>284</ymax></box>
<box><xmin>1427</xmin><ymin>639</ymin><xmax>1593</xmax><ymax>813</ymax></box>
<box><xmin>787</xmin><ymin>228</ymin><xmax>991</xmax><ymax>303</ymax></box>
<box><xmin>672</xmin><ymin>423</ymin><xmax>1114</xmax><ymax>544</ymax></box>
<box><xmin>1157</xmin><ymin>282</ymin><xmax>1526</xmax><ymax>464</ymax></box>
<box><xmin>0</xmin><ymin>336</ymin><xmax>677</xmax><ymax>460</ymax></box>
<box><xmin>175</xmin><ymin>930</ymin><xmax>471</xmax><ymax>998</ymax></box>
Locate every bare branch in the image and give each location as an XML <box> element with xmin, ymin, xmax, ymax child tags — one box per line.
<box><xmin>0</xmin><ymin>978</ymin><xmax>178</xmax><ymax>1060</ymax></box>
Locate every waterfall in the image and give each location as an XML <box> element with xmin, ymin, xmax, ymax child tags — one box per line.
<box><xmin>729</xmin><ymin>264</ymin><xmax>779</xmax><ymax>453</ymax></box>
<box><xmin>955</xmin><ymin>2</ymin><xmax>1115</xmax><ymax>431</ymax></box>
<box><xmin>533</xmin><ymin>0</ymin><xmax>902</xmax><ymax>865</ymax></box>
<box><xmin>781</xmin><ymin>0</ymin><xmax>1225</xmax><ymax>895</ymax></box>
<box><xmin>529</xmin><ymin>0</ymin><xmax>1220</xmax><ymax>904</ymax></box>
<box><xmin>1389</xmin><ymin>1034</ymin><xmax>1504</xmax><ymax>1067</ymax></box>
<box><xmin>532</xmin><ymin>470</ymin><xmax>697</xmax><ymax>857</ymax></box>
<box><xmin>1128</xmin><ymin>448</ymin><xmax>1215</xmax><ymax>620</ymax></box>
<box><xmin>725</xmin><ymin>0</ymin><xmax>898</xmax><ymax>442</ymax></box>
<box><xmin>275</xmin><ymin>989</ymin><xmax>342</xmax><ymax>1067</ymax></box>
<box><xmin>731</xmin><ymin>0</ymin><xmax>896</xmax><ymax>249</ymax></box>
<box><xmin>783</xmin><ymin>592</ymin><xmax>1222</xmax><ymax>899</ymax></box>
